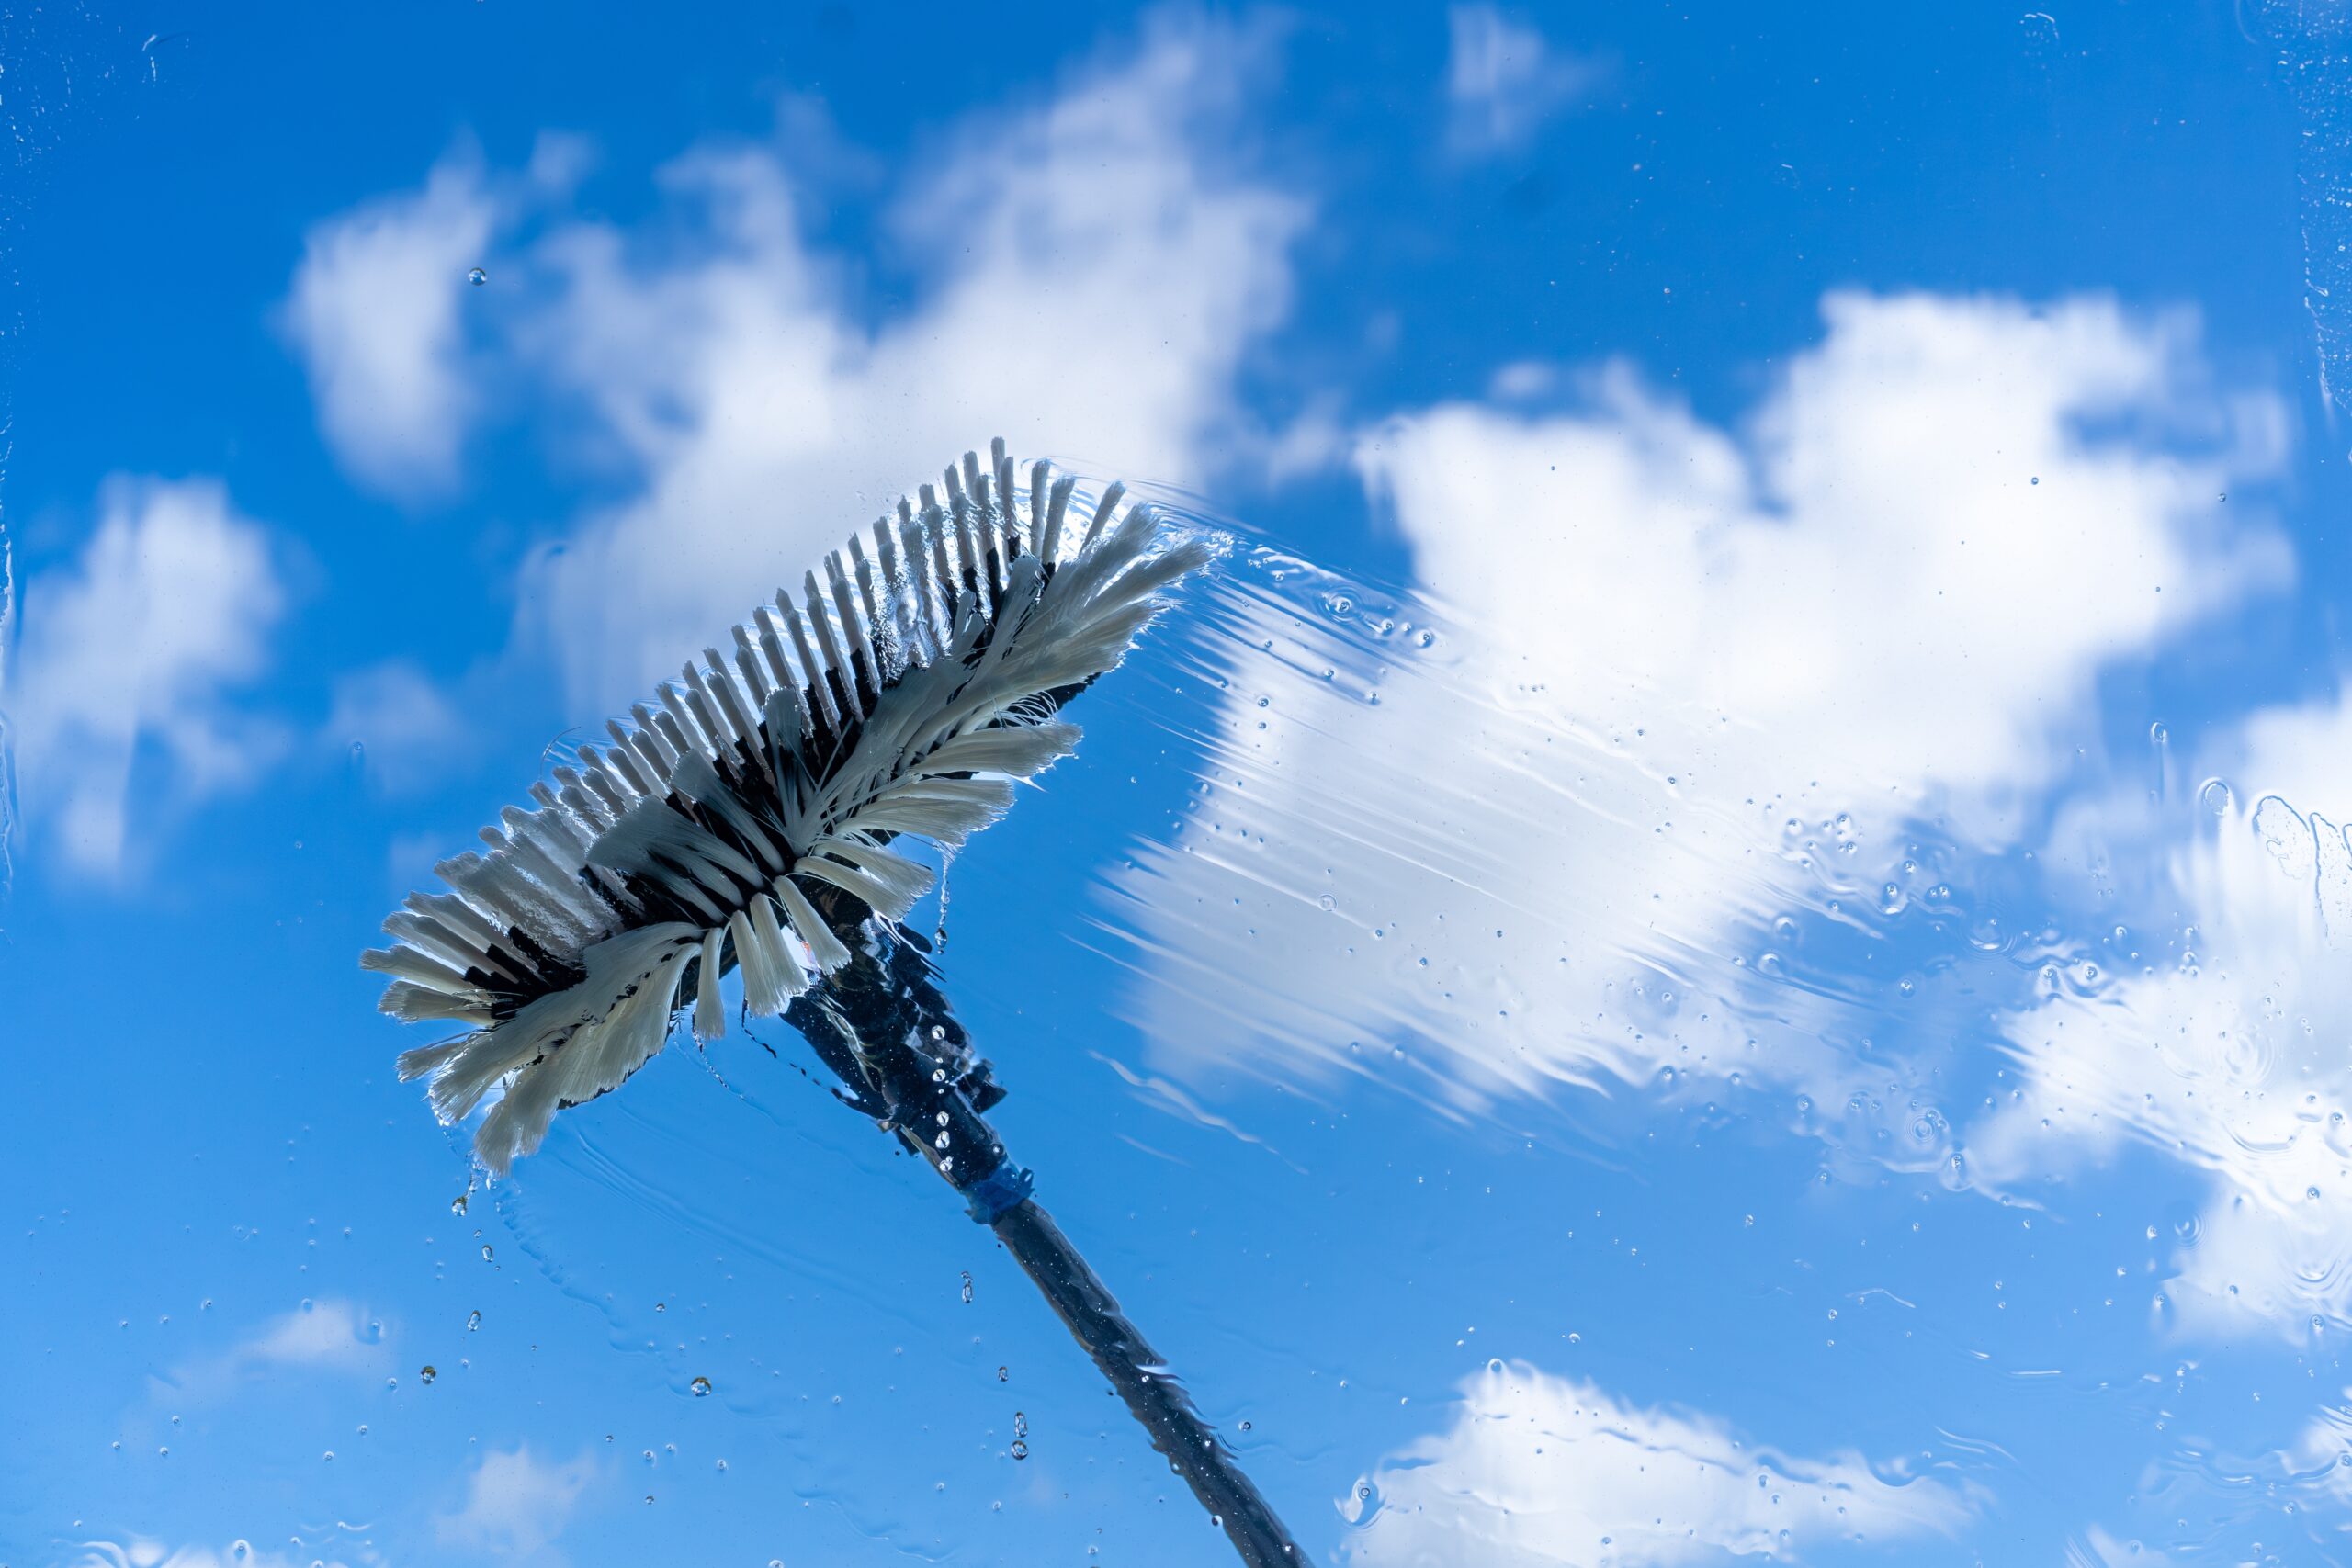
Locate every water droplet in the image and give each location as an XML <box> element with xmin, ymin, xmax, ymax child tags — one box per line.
<box><xmin>1322</xmin><ymin>592</ymin><xmax>1354</xmax><ymax>616</ymax></box>
<box><xmin>467</xmin><ymin>266</ymin><xmax>487</xmax><ymax>286</ymax></box>
<box><xmin>1010</xmin><ymin>1439</ymin><xmax>1029</xmax><ymax>1460</ymax></box>
<box><xmin>2030</xmin><ymin>475</ymin><xmax>2040</xmax><ymax>485</ymax></box>
<box><xmin>960</xmin><ymin>1271</ymin><xmax>974</xmax><ymax>1304</ymax></box>
<box><xmin>1238</xmin><ymin>1419</ymin><xmax>1252</xmax><ymax>1431</ymax></box>
<box><xmin>481</xmin><ymin>1244</ymin><xmax>493</xmax><ymax>1262</ymax></box>
<box><xmin>2150</xmin><ymin>720</ymin><xmax>2168</xmax><ymax>745</ymax></box>
<box><xmin>420</xmin><ymin>1365</ymin><xmax>437</xmax><ymax>1384</ymax></box>
<box><xmin>996</xmin><ymin>1365</ymin><xmax>1008</xmax><ymax>1382</ymax></box>
<box><xmin>930</xmin><ymin>1024</ymin><xmax>947</xmax><ymax>1041</ymax></box>
<box><xmin>2200</xmin><ymin>778</ymin><xmax>2233</xmax><ymax>816</ymax></box>
<box><xmin>467</xmin><ymin>1310</ymin><xmax>481</xmax><ymax>1332</ymax></box>
<box><xmin>691</xmin><ymin>1376</ymin><xmax>713</xmax><ymax>1397</ymax></box>
<box><xmin>450</xmin><ymin>1192</ymin><xmax>469</xmax><ymax>1216</ymax></box>
<box><xmin>1317</xmin><ymin>894</ymin><xmax>1336</xmax><ymax>912</ymax></box>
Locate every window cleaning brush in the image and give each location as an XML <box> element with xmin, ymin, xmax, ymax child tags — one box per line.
<box><xmin>362</xmin><ymin>440</ymin><xmax>1300</xmax><ymax>1565</ymax></box>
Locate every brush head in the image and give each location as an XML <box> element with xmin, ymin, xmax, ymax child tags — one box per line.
<box><xmin>364</xmin><ymin>441</ymin><xmax>1216</xmax><ymax>1173</ymax></box>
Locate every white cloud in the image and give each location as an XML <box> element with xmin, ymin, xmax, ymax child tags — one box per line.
<box><xmin>160</xmin><ymin>1297</ymin><xmax>391</xmax><ymax>1404</ymax></box>
<box><xmin>6</xmin><ymin>477</ymin><xmax>288</xmax><ymax>875</ymax></box>
<box><xmin>1343</xmin><ymin>1359</ymin><xmax>1973</xmax><ymax>1565</ymax></box>
<box><xmin>509</xmin><ymin>11</ymin><xmax>1305</xmax><ymax>709</ymax></box>
<box><xmin>438</xmin><ymin>1444</ymin><xmax>602</xmax><ymax>1562</ymax></box>
<box><xmin>1110</xmin><ymin>291</ymin><xmax>2290</xmax><ymax>1120</ymax></box>
<box><xmin>281</xmin><ymin>152</ymin><xmax>498</xmax><ymax>498</ymax></box>
<box><xmin>1970</xmin><ymin>688</ymin><xmax>2352</xmax><ymax>1342</ymax></box>
<box><xmin>328</xmin><ymin>659</ymin><xmax>470</xmax><ymax>795</ymax></box>
<box><xmin>1445</xmin><ymin>6</ymin><xmax>1604</xmax><ymax>155</ymax></box>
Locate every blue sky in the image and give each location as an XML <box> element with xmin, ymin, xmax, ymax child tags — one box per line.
<box><xmin>10</xmin><ymin>3</ymin><xmax>2352</xmax><ymax>1564</ymax></box>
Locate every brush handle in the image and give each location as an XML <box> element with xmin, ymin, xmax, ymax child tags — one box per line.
<box><xmin>987</xmin><ymin>1195</ymin><xmax>1302</xmax><ymax>1567</ymax></box>
<box><xmin>790</xmin><ymin>930</ymin><xmax>1301</xmax><ymax>1567</ymax></box>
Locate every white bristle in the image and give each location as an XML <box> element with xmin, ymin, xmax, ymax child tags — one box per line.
<box><xmin>945</xmin><ymin>466</ymin><xmax>982</xmax><ymax>595</ymax></box>
<box><xmin>779</xmin><ymin>596</ymin><xmax>840</xmax><ymax>732</ymax></box>
<box><xmin>655</xmin><ymin>685</ymin><xmax>707</xmax><ymax>760</ymax></box>
<box><xmin>771</xmin><ymin>874</ymin><xmax>851</xmax><ymax>970</ymax></box>
<box><xmin>996</xmin><ymin>449</ymin><xmax>1020</xmax><ymax>544</ymax></box>
<box><xmin>1080</xmin><ymin>479</ymin><xmax>1126</xmax><ymax>554</ymax></box>
<box><xmin>901</xmin><ymin>507</ymin><xmax>947</xmax><ymax>655</ymax></box>
<box><xmin>752</xmin><ymin>607</ymin><xmax>795</xmax><ymax>694</ymax></box>
<box><xmin>1042</xmin><ymin>473</ymin><xmax>1077</xmax><ymax>565</ymax></box>
<box><xmin>682</xmin><ymin>661</ymin><xmax>734</xmax><ymax>746</ymax></box>
<box><xmin>848</xmin><ymin>532</ymin><xmax>882</xmax><ymax>625</ymax></box>
<box><xmin>827</xmin><ymin>553</ymin><xmax>877</xmax><ymax>697</ymax></box>
<box><xmin>707</xmin><ymin>649</ymin><xmax>758</xmax><ymax>741</ymax></box>
<box><xmin>693</xmin><ymin>926</ymin><xmax>727</xmax><ymax>1043</ymax></box>
<box><xmin>801</xmin><ymin>571</ymin><xmax>852</xmax><ymax>709</ymax></box>
<box><xmin>628</xmin><ymin>704</ymin><xmax>678</xmax><ymax>773</ymax></box>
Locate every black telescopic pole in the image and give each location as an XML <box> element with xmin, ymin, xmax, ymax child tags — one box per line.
<box><xmin>785</xmin><ymin>924</ymin><xmax>1301</xmax><ymax>1568</ymax></box>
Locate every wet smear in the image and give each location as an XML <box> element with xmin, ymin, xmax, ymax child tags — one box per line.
<box><xmin>2257</xmin><ymin>1</ymin><xmax>2352</xmax><ymax>415</ymax></box>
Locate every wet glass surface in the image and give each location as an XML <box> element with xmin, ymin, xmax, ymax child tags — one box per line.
<box><xmin>9</xmin><ymin>6</ymin><xmax>2352</xmax><ymax>1565</ymax></box>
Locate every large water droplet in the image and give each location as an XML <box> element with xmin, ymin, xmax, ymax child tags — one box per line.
<box><xmin>467</xmin><ymin>266</ymin><xmax>487</xmax><ymax>286</ymax></box>
<box><xmin>420</xmin><ymin>1365</ymin><xmax>437</xmax><ymax>1385</ymax></box>
<box><xmin>691</xmin><ymin>1376</ymin><xmax>713</xmax><ymax>1397</ymax></box>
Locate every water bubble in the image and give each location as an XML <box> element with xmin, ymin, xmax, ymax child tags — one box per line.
<box><xmin>2150</xmin><ymin>720</ymin><xmax>2169</xmax><ymax>745</ymax></box>
<box><xmin>930</xmin><ymin>1024</ymin><xmax>947</xmax><ymax>1041</ymax></box>
<box><xmin>2199</xmin><ymin>778</ymin><xmax>2233</xmax><ymax>816</ymax></box>
<box><xmin>1010</xmin><ymin>1439</ymin><xmax>1029</xmax><ymax>1460</ymax></box>
<box><xmin>450</xmin><ymin>1192</ymin><xmax>469</xmax><ymax>1216</ymax></box>
<box><xmin>691</xmin><ymin>1376</ymin><xmax>713</xmax><ymax>1397</ymax></box>
<box><xmin>1318</xmin><ymin>894</ymin><xmax>1337</xmax><ymax>913</ymax></box>
<box><xmin>997</xmin><ymin>1365</ymin><xmax>1008</xmax><ymax>1382</ymax></box>
<box><xmin>481</xmin><ymin>1244</ymin><xmax>493</xmax><ymax>1262</ymax></box>
<box><xmin>960</xmin><ymin>1271</ymin><xmax>975</xmax><ymax>1304</ymax></box>
<box><xmin>467</xmin><ymin>266</ymin><xmax>487</xmax><ymax>286</ymax></box>
<box><xmin>467</xmin><ymin>1310</ymin><xmax>481</xmax><ymax>1331</ymax></box>
<box><xmin>1238</xmin><ymin>1419</ymin><xmax>1252</xmax><ymax>1431</ymax></box>
<box><xmin>420</xmin><ymin>1365</ymin><xmax>437</xmax><ymax>1384</ymax></box>
<box><xmin>1322</xmin><ymin>592</ymin><xmax>1355</xmax><ymax>616</ymax></box>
